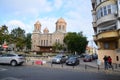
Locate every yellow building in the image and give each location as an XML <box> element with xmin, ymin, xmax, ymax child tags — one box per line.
<box><xmin>91</xmin><ymin>0</ymin><xmax>120</xmax><ymax>64</ymax></box>
<box><xmin>31</xmin><ymin>18</ymin><xmax>67</xmax><ymax>52</ymax></box>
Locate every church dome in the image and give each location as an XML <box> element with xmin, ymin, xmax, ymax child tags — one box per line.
<box><xmin>35</xmin><ymin>21</ymin><xmax>41</xmax><ymax>25</ymax></box>
<box><xmin>56</xmin><ymin>18</ymin><xmax>66</xmax><ymax>23</ymax></box>
<box><xmin>43</xmin><ymin>27</ymin><xmax>49</xmax><ymax>33</ymax></box>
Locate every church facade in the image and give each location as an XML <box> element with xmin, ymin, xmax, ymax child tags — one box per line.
<box><xmin>31</xmin><ymin>18</ymin><xmax>67</xmax><ymax>52</ymax></box>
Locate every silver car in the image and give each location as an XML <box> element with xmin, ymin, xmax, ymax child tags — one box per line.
<box><xmin>0</xmin><ymin>53</ymin><xmax>25</xmax><ymax>66</ymax></box>
<box><xmin>52</xmin><ymin>54</ymin><xmax>67</xmax><ymax>64</ymax></box>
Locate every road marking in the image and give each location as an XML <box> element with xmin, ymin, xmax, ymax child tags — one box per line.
<box><xmin>0</xmin><ymin>68</ymin><xmax>7</xmax><ymax>71</ymax></box>
<box><xmin>0</xmin><ymin>77</ymin><xmax>22</xmax><ymax>80</ymax></box>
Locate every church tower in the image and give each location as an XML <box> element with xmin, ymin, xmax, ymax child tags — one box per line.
<box><xmin>56</xmin><ymin>18</ymin><xmax>67</xmax><ymax>33</ymax></box>
<box><xmin>33</xmin><ymin>21</ymin><xmax>41</xmax><ymax>33</ymax></box>
<box><xmin>31</xmin><ymin>21</ymin><xmax>41</xmax><ymax>51</ymax></box>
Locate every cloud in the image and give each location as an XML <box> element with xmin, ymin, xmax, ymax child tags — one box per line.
<box><xmin>0</xmin><ymin>0</ymin><xmax>53</xmax><ymax>17</ymax></box>
<box><xmin>0</xmin><ymin>0</ymin><xmax>94</xmax><ymax>41</ymax></box>
<box><xmin>53</xmin><ymin>0</ymin><xmax>63</xmax><ymax>9</ymax></box>
<box><xmin>6</xmin><ymin>20</ymin><xmax>33</xmax><ymax>33</ymax></box>
<box><xmin>34</xmin><ymin>17</ymin><xmax>57</xmax><ymax>33</ymax></box>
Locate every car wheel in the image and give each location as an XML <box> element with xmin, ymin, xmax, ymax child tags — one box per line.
<box><xmin>11</xmin><ymin>60</ymin><xmax>17</xmax><ymax>66</ymax></box>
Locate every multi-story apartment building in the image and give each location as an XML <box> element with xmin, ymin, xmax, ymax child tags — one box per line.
<box><xmin>31</xmin><ymin>18</ymin><xmax>67</xmax><ymax>52</ymax></box>
<box><xmin>91</xmin><ymin>0</ymin><xmax>120</xmax><ymax>63</ymax></box>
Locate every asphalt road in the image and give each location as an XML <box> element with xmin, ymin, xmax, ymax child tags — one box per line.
<box><xmin>0</xmin><ymin>64</ymin><xmax>120</xmax><ymax>80</ymax></box>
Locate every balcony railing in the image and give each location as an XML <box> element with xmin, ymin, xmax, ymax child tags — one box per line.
<box><xmin>97</xmin><ymin>30</ymin><xmax>118</xmax><ymax>40</ymax></box>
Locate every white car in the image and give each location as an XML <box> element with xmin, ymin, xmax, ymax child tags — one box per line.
<box><xmin>0</xmin><ymin>53</ymin><xmax>25</xmax><ymax>66</ymax></box>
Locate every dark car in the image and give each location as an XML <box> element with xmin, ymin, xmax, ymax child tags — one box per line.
<box><xmin>66</xmin><ymin>57</ymin><xmax>79</xmax><ymax>66</ymax></box>
<box><xmin>91</xmin><ymin>53</ymin><xmax>98</xmax><ymax>60</ymax></box>
<box><xmin>83</xmin><ymin>55</ymin><xmax>92</xmax><ymax>62</ymax></box>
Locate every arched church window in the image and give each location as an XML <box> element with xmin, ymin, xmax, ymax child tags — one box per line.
<box><xmin>59</xmin><ymin>25</ymin><xmax>61</xmax><ymax>30</ymax></box>
<box><xmin>62</xmin><ymin>25</ymin><xmax>64</xmax><ymax>30</ymax></box>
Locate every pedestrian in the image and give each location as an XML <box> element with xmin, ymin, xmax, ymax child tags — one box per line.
<box><xmin>108</xmin><ymin>56</ymin><xmax>113</xmax><ymax>70</ymax></box>
<box><xmin>103</xmin><ymin>55</ymin><xmax>108</xmax><ymax>70</ymax></box>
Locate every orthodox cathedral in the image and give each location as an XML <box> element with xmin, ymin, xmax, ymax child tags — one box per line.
<box><xmin>31</xmin><ymin>18</ymin><xmax>67</xmax><ymax>52</ymax></box>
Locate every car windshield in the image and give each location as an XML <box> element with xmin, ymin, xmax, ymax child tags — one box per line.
<box><xmin>85</xmin><ymin>55</ymin><xmax>91</xmax><ymax>58</ymax></box>
<box><xmin>69</xmin><ymin>57</ymin><xmax>76</xmax><ymax>60</ymax></box>
<box><xmin>55</xmin><ymin>55</ymin><xmax>62</xmax><ymax>58</ymax></box>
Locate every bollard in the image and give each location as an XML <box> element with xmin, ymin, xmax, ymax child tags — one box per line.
<box><xmin>73</xmin><ymin>65</ymin><xmax>74</xmax><ymax>69</ymax></box>
<box><xmin>85</xmin><ymin>64</ymin><xmax>87</xmax><ymax>70</ymax></box>
<box><xmin>79</xmin><ymin>60</ymin><xmax>80</xmax><ymax>65</ymax></box>
<box><xmin>97</xmin><ymin>59</ymin><xmax>101</xmax><ymax>70</ymax></box>
<box><xmin>98</xmin><ymin>65</ymin><xmax>100</xmax><ymax>70</ymax></box>
<box><xmin>115</xmin><ymin>63</ymin><xmax>117</xmax><ymax>69</ymax></box>
<box><xmin>32</xmin><ymin>61</ymin><xmax>34</xmax><ymax>65</ymax></box>
<box><xmin>61</xmin><ymin>63</ymin><xmax>63</xmax><ymax>68</ymax></box>
<box><xmin>51</xmin><ymin>62</ymin><xmax>53</xmax><ymax>67</ymax></box>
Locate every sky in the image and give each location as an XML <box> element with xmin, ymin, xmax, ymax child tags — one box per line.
<box><xmin>0</xmin><ymin>0</ymin><xmax>95</xmax><ymax>46</ymax></box>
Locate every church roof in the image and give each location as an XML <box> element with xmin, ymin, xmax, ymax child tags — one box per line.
<box><xmin>43</xmin><ymin>27</ymin><xmax>49</xmax><ymax>33</ymax></box>
<box><xmin>35</xmin><ymin>21</ymin><xmax>41</xmax><ymax>25</ymax></box>
<box><xmin>56</xmin><ymin>17</ymin><xmax>66</xmax><ymax>23</ymax></box>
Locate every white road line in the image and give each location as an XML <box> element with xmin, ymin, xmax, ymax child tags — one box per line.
<box><xmin>0</xmin><ymin>77</ymin><xmax>22</xmax><ymax>80</ymax></box>
<box><xmin>0</xmin><ymin>68</ymin><xmax>7</xmax><ymax>71</ymax></box>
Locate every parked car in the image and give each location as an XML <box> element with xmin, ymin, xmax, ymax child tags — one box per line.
<box><xmin>0</xmin><ymin>53</ymin><xmax>25</xmax><ymax>66</ymax></box>
<box><xmin>91</xmin><ymin>53</ymin><xmax>98</xmax><ymax>60</ymax></box>
<box><xmin>83</xmin><ymin>55</ymin><xmax>92</xmax><ymax>62</ymax></box>
<box><xmin>66</xmin><ymin>57</ymin><xmax>79</xmax><ymax>66</ymax></box>
<box><xmin>67</xmin><ymin>54</ymin><xmax>80</xmax><ymax>58</ymax></box>
<box><xmin>80</xmin><ymin>53</ymin><xmax>88</xmax><ymax>58</ymax></box>
<box><xmin>52</xmin><ymin>54</ymin><xmax>67</xmax><ymax>64</ymax></box>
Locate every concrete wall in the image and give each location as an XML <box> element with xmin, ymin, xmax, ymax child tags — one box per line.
<box><xmin>98</xmin><ymin>50</ymin><xmax>120</xmax><ymax>64</ymax></box>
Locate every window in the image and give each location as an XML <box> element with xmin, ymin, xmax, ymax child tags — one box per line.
<box><xmin>62</xmin><ymin>25</ymin><xmax>64</xmax><ymax>30</ymax></box>
<box><xmin>56</xmin><ymin>39</ymin><xmax>57</xmax><ymax>43</ymax></box>
<box><xmin>46</xmin><ymin>40</ymin><xmax>48</xmax><ymax>46</ymax></box>
<box><xmin>41</xmin><ymin>40</ymin><xmax>43</xmax><ymax>46</ymax></box>
<box><xmin>44</xmin><ymin>40</ymin><xmax>45</xmax><ymax>46</ymax></box>
<box><xmin>59</xmin><ymin>25</ymin><xmax>61</xmax><ymax>30</ymax></box>
<box><xmin>103</xmin><ymin>6</ymin><xmax>107</xmax><ymax>15</ymax></box>
<box><xmin>107</xmin><ymin>5</ymin><xmax>111</xmax><ymax>14</ymax></box>
<box><xmin>104</xmin><ymin>42</ymin><xmax>109</xmax><ymax>49</ymax></box>
<box><xmin>116</xmin><ymin>56</ymin><xmax>119</xmax><ymax>61</ymax></box>
<box><xmin>100</xmin><ymin>8</ymin><xmax>103</xmax><ymax>17</ymax></box>
<box><xmin>7</xmin><ymin>54</ymin><xmax>15</xmax><ymax>57</ymax></box>
<box><xmin>96</xmin><ymin>4</ymin><xmax>116</xmax><ymax>20</ymax></box>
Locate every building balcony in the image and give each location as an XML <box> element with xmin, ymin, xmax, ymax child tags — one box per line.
<box><xmin>97</xmin><ymin>14</ymin><xmax>116</xmax><ymax>26</ymax></box>
<box><xmin>97</xmin><ymin>30</ymin><xmax>118</xmax><ymax>41</ymax></box>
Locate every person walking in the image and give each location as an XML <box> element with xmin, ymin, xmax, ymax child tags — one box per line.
<box><xmin>103</xmin><ymin>55</ymin><xmax>108</xmax><ymax>70</ymax></box>
<box><xmin>108</xmin><ymin>56</ymin><xmax>113</xmax><ymax>70</ymax></box>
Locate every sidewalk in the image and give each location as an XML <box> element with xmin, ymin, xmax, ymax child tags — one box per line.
<box><xmin>25</xmin><ymin>57</ymin><xmax>120</xmax><ymax>73</ymax></box>
<box><xmin>80</xmin><ymin>59</ymin><xmax>120</xmax><ymax>72</ymax></box>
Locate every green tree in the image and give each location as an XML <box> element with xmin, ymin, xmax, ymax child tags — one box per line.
<box><xmin>53</xmin><ymin>42</ymin><xmax>63</xmax><ymax>52</ymax></box>
<box><xmin>63</xmin><ymin>32</ymin><xmax>88</xmax><ymax>54</ymax></box>
<box><xmin>25</xmin><ymin>33</ymin><xmax>32</xmax><ymax>51</ymax></box>
<box><xmin>0</xmin><ymin>25</ymin><xmax>9</xmax><ymax>44</ymax></box>
<box><xmin>10</xmin><ymin>27</ymin><xmax>26</xmax><ymax>51</ymax></box>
